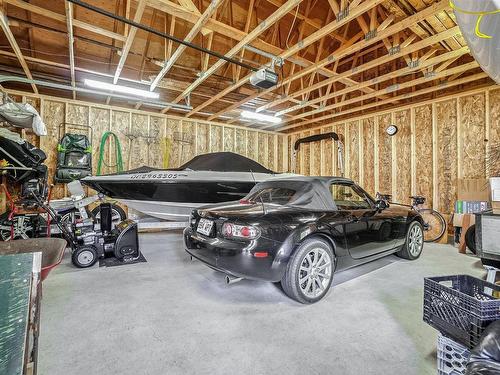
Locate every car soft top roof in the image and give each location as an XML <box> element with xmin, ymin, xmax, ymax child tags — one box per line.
<box><xmin>246</xmin><ymin>176</ymin><xmax>353</xmax><ymax>210</ymax></box>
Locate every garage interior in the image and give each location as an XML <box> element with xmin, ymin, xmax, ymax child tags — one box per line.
<box><xmin>0</xmin><ymin>0</ymin><xmax>500</xmax><ymax>374</ymax></box>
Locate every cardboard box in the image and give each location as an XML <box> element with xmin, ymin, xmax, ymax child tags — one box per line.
<box><xmin>458</xmin><ymin>178</ymin><xmax>490</xmax><ymax>201</ymax></box>
<box><xmin>453</xmin><ymin>213</ymin><xmax>475</xmax><ymax>227</ymax></box>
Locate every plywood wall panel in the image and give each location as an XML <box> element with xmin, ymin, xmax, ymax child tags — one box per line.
<box><xmin>166</xmin><ymin>118</ymin><xmax>181</xmax><ymax>167</ymax></box>
<box><xmin>258</xmin><ymin>133</ymin><xmax>268</xmax><ymax>167</ymax></box>
<box><xmin>378</xmin><ymin>114</ymin><xmax>392</xmax><ymax>195</ymax></box>
<box><xmin>311</xmin><ymin>129</ymin><xmax>321</xmax><ymax>176</ymax></box>
<box><xmin>488</xmin><ymin>89</ymin><xmax>500</xmax><ymax>177</ymax></box>
<box><xmin>277</xmin><ymin>135</ymin><xmax>284</xmax><ymax>172</ymax></box>
<box><xmin>362</xmin><ymin>118</ymin><xmax>375</xmax><ymax>196</ymax></box>
<box><xmin>333</xmin><ymin>124</ymin><xmax>345</xmax><ymax>176</ymax></box>
<box><xmin>460</xmin><ymin>94</ymin><xmax>486</xmax><ymax>179</ymax></box>
<box><xmin>436</xmin><ymin>99</ymin><xmax>458</xmax><ymax>214</ymax></box>
<box><xmin>223</xmin><ymin>127</ymin><xmax>235</xmax><ymax>153</ymax></box>
<box><xmin>394</xmin><ymin>110</ymin><xmax>411</xmax><ymax>203</ymax></box>
<box><xmin>130</xmin><ymin>114</ymin><xmax>149</xmax><ymax>169</ymax></box>
<box><xmin>196</xmin><ymin>122</ymin><xmax>209</xmax><ymax>155</ymax></box>
<box><xmin>111</xmin><ymin>111</ymin><xmax>131</xmax><ymax>173</ymax></box>
<box><xmin>268</xmin><ymin>135</ymin><xmax>276</xmax><ymax>171</ymax></box>
<box><xmin>322</xmin><ymin>126</ymin><xmax>333</xmax><ymax>176</ymax></box>
<box><xmin>148</xmin><ymin>116</ymin><xmax>165</xmax><ymax>168</ymax></box>
<box><xmin>347</xmin><ymin>121</ymin><xmax>360</xmax><ymax>183</ymax></box>
<box><xmin>40</xmin><ymin>100</ymin><xmax>65</xmax><ymax>198</ymax></box>
<box><xmin>247</xmin><ymin>130</ymin><xmax>257</xmax><ymax>161</ymax></box>
<box><xmin>414</xmin><ymin>104</ymin><xmax>433</xmax><ymax>207</ymax></box>
<box><xmin>235</xmin><ymin>128</ymin><xmax>246</xmax><ymax>156</ymax></box>
<box><xmin>210</xmin><ymin>125</ymin><xmax>223</xmax><ymax>153</ymax></box>
<box><xmin>89</xmin><ymin>107</ymin><xmax>110</xmax><ymax>175</ymax></box>
<box><xmin>180</xmin><ymin>120</ymin><xmax>196</xmax><ymax>165</ymax></box>
<box><xmin>302</xmin><ymin>131</ymin><xmax>310</xmax><ymax>175</ymax></box>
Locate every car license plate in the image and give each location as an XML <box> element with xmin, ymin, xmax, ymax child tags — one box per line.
<box><xmin>197</xmin><ymin>218</ymin><xmax>213</xmax><ymax>236</ymax></box>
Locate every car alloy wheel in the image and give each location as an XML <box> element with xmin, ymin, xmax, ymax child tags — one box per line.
<box><xmin>298</xmin><ymin>247</ymin><xmax>333</xmax><ymax>299</ymax></box>
<box><xmin>408</xmin><ymin>224</ymin><xmax>423</xmax><ymax>257</ymax></box>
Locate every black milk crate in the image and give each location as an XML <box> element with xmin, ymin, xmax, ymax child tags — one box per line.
<box><xmin>437</xmin><ymin>334</ymin><xmax>470</xmax><ymax>375</ymax></box>
<box><xmin>423</xmin><ymin>275</ymin><xmax>500</xmax><ymax>348</ymax></box>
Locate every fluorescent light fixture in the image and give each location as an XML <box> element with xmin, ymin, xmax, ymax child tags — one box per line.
<box><xmin>241</xmin><ymin>110</ymin><xmax>282</xmax><ymax>124</ymax></box>
<box><xmin>84</xmin><ymin>79</ymin><xmax>159</xmax><ymax>99</ymax></box>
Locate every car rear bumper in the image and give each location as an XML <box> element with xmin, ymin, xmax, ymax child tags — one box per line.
<box><xmin>183</xmin><ymin>227</ymin><xmax>285</xmax><ymax>282</ymax></box>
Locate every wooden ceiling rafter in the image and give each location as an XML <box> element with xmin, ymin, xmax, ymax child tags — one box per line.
<box><xmin>0</xmin><ymin>5</ymin><xmax>37</xmax><ymax>93</ymax></box>
<box><xmin>149</xmin><ymin>0</ymin><xmax>222</xmax><ymax>91</ymax></box>
<box><xmin>161</xmin><ymin>0</ymin><xmax>303</xmax><ymax>114</ymax></box>
<box><xmin>250</xmin><ymin>0</ymin><xmax>450</xmax><ymax>116</ymax></box>
<box><xmin>113</xmin><ymin>0</ymin><xmax>146</xmax><ymax>83</ymax></box>
<box><xmin>278</xmin><ymin>60</ymin><xmax>479</xmax><ymax>130</ymax></box>
<box><xmin>190</xmin><ymin>0</ymin><xmax>386</xmax><ymax>118</ymax></box>
<box><xmin>64</xmin><ymin>0</ymin><xmax>76</xmax><ymax>99</ymax></box>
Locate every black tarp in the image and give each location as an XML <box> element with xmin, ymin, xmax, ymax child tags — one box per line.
<box><xmin>109</xmin><ymin>152</ymin><xmax>274</xmax><ymax>175</ymax></box>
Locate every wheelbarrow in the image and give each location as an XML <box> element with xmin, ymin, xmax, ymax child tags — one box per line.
<box><xmin>0</xmin><ymin>238</ymin><xmax>66</xmax><ymax>280</ymax></box>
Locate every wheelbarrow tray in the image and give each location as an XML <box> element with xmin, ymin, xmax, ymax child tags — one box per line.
<box><xmin>0</xmin><ymin>238</ymin><xmax>66</xmax><ymax>281</ymax></box>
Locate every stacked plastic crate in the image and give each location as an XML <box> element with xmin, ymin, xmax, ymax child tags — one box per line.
<box><xmin>423</xmin><ymin>275</ymin><xmax>500</xmax><ymax>374</ymax></box>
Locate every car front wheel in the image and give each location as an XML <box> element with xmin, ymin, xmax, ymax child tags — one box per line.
<box><xmin>281</xmin><ymin>237</ymin><xmax>335</xmax><ymax>304</ymax></box>
<box><xmin>397</xmin><ymin>221</ymin><xmax>424</xmax><ymax>260</ymax></box>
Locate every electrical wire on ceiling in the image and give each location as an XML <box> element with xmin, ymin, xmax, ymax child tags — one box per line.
<box><xmin>66</xmin><ymin>0</ymin><xmax>258</xmax><ymax>72</ymax></box>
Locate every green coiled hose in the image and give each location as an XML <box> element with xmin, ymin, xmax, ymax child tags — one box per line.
<box><xmin>97</xmin><ymin>131</ymin><xmax>124</xmax><ymax>175</ymax></box>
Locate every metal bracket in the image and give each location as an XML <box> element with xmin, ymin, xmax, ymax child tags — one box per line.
<box><xmin>185</xmin><ymin>94</ymin><xmax>191</xmax><ymax>107</ymax></box>
<box><xmin>365</xmin><ymin>30</ymin><xmax>377</xmax><ymax>41</ymax></box>
<box><xmin>386</xmin><ymin>84</ymin><xmax>399</xmax><ymax>93</ymax></box>
<box><xmin>408</xmin><ymin>60</ymin><xmax>420</xmax><ymax>69</ymax></box>
<box><xmin>388</xmin><ymin>45</ymin><xmax>401</xmax><ymax>55</ymax></box>
<box><xmin>424</xmin><ymin>71</ymin><xmax>436</xmax><ymax>79</ymax></box>
<box><xmin>337</xmin><ymin>7</ymin><xmax>349</xmax><ymax>21</ymax></box>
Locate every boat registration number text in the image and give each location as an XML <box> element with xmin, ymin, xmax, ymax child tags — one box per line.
<box><xmin>197</xmin><ymin>218</ymin><xmax>214</xmax><ymax>236</ymax></box>
<box><xmin>130</xmin><ymin>173</ymin><xmax>184</xmax><ymax>180</ymax></box>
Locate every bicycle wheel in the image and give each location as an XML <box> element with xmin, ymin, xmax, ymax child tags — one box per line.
<box><xmin>419</xmin><ymin>208</ymin><xmax>446</xmax><ymax>243</ymax></box>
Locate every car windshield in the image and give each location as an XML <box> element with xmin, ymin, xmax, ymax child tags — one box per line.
<box><xmin>246</xmin><ymin>187</ymin><xmax>297</xmax><ymax>205</ymax></box>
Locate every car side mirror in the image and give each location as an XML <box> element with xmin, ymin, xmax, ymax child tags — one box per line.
<box><xmin>375</xmin><ymin>199</ymin><xmax>389</xmax><ymax>210</ymax></box>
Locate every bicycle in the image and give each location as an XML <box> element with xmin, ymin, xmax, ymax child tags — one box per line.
<box><xmin>376</xmin><ymin>193</ymin><xmax>446</xmax><ymax>243</ymax></box>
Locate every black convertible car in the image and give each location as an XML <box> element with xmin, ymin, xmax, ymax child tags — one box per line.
<box><xmin>184</xmin><ymin>177</ymin><xmax>424</xmax><ymax>303</ymax></box>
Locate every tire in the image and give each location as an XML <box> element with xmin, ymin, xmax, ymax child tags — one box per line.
<box><xmin>419</xmin><ymin>208</ymin><xmax>446</xmax><ymax>242</ymax></box>
<box><xmin>72</xmin><ymin>245</ymin><xmax>98</xmax><ymax>268</ymax></box>
<box><xmin>397</xmin><ymin>221</ymin><xmax>424</xmax><ymax>260</ymax></box>
<box><xmin>465</xmin><ymin>225</ymin><xmax>476</xmax><ymax>255</ymax></box>
<box><xmin>281</xmin><ymin>237</ymin><xmax>335</xmax><ymax>304</ymax></box>
<box><xmin>91</xmin><ymin>204</ymin><xmax>126</xmax><ymax>229</ymax></box>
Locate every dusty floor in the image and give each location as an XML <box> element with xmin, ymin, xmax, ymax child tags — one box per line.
<box><xmin>39</xmin><ymin>232</ymin><xmax>484</xmax><ymax>375</ymax></box>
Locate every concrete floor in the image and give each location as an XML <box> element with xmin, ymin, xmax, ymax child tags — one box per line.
<box><xmin>39</xmin><ymin>232</ymin><xmax>485</xmax><ymax>375</ymax></box>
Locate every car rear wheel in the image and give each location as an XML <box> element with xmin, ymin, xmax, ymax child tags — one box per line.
<box><xmin>397</xmin><ymin>221</ymin><xmax>424</xmax><ymax>260</ymax></box>
<box><xmin>281</xmin><ymin>237</ymin><xmax>335</xmax><ymax>304</ymax></box>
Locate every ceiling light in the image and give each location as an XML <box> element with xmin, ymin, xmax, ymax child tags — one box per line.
<box><xmin>241</xmin><ymin>110</ymin><xmax>281</xmax><ymax>124</ymax></box>
<box><xmin>84</xmin><ymin>79</ymin><xmax>159</xmax><ymax>99</ymax></box>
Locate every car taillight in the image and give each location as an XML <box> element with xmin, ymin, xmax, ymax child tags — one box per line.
<box><xmin>222</xmin><ymin>222</ymin><xmax>259</xmax><ymax>239</ymax></box>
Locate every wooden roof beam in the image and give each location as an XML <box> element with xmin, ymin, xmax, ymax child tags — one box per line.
<box><xmin>255</xmin><ymin>0</ymin><xmax>450</xmax><ymax>113</ymax></box>
<box><xmin>177</xmin><ymin>0</ymin><xmax>211</xmax><ymax>35</ymax></box>
<box><xmin>191</xmin><ymin>0</ymin><xmax>385</xmax><ymax>118</ymax></box>
<box><xmin>146</xmin><ymin>0</ymin><xmax>345</xmax><ymax>82</ymax></box>
<box><xmin>284</xmin><ymin>72</ymin><xmax>489</xmax><ymax>133</ymax></box>
<box><xmin>64</xmin><ymin>1</ymin><xmax>76</xmax><ymax>99</ymax></box>
<box><xmin>162</xmin><ymin>0</ymin><xmax>303</xmax><ymax>113</ymax></box>
<box><xmin>113</xmin><ymin>0</ymin><xmax>146</xmax><ymax>84</ymax></box>
<box><xmin>278</xmin><ymin>60</ymin><xmax>479</xmax><ymax>130</ymax></box>
<box><xmin>149</xmin><ymin>0</ymin><xmax>222</xmax><ymax>91</ymax></box>
<box><xmin>0</xmin><ymin>7</ymin><xmax>37</xmax><ymax>93</ymax></box>
<box><xmin>4</xmin><ymin>0</ymin><xmax>126</xmax><ymax>42</ymax></box>
<box><xmin>276</xmin><ymin>46</ymin><xmax>469</xmax><ymax>118</ymax></box>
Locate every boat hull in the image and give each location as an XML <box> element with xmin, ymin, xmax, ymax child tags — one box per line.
<box><xmin>82</xmin><ymin>170</ymin><xmax>290</xmax><ymax>221</ymax></box>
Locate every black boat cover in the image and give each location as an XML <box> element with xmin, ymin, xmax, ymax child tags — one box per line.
<box><xmin>107</xmin><ymin>152</ymin><xmax>275</xmax><ymax>175</ymax></box>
